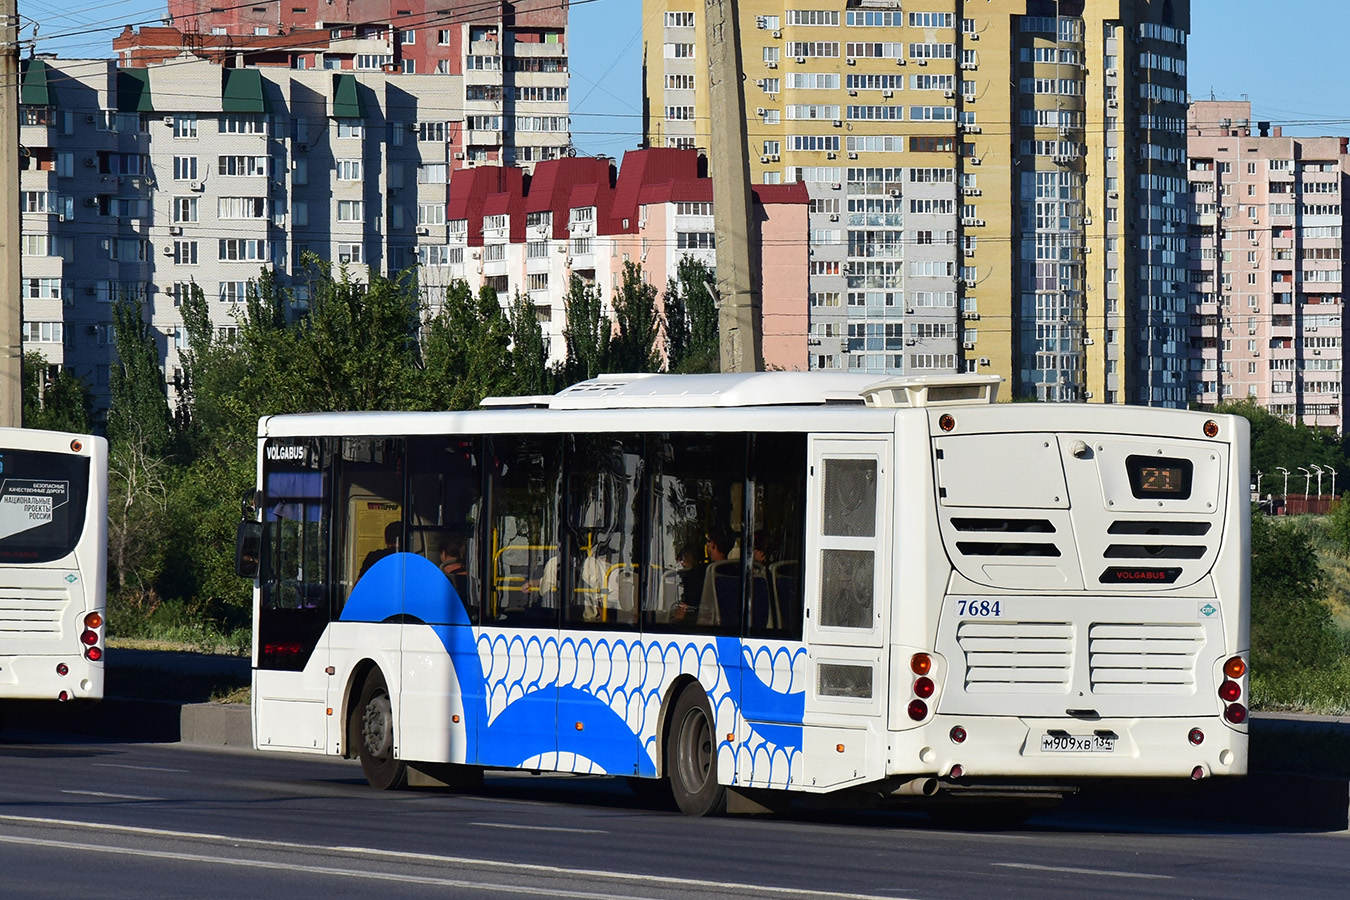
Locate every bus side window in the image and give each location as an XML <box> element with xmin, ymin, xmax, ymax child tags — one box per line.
<box><xmin>747</xmin><ymin>434</ymin><xmax>808</xmax><ymax>640</ymax></box>
<box><xmin>644</xmin><ymin>433</ymin><xmax>746</xmax><ymax>636</ymax></box>
<box><xmin>335</xmin><ymin>437</ymin><xmax>404</xmax><ymax>609</ymax></box>
<box><xmin>563</xmin><ymin>435</ymin><xmax>642</xmax><ymax>630</ymax></box>
<box><xmin>408</xmin><ymin>436</ymin><xmax>483</xmax><ymax>624</ymax></box>
<box><xmin>488</xmin><ymin>434</ymin><xmax>562</xmax><ymax>626</ymax></box>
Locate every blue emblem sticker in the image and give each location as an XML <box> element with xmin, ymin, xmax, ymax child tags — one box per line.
<box><xmin>1198</xmin><ymin>602</ymin><xmax>1217</xmax><ymax>618</ymax></box>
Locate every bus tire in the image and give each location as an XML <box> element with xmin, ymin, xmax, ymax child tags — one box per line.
<box><xmin>666</xmin><ymin>685</ymin><xmax>726</xmax><ymax>816</ymax></box>
<box><xmin>351</xmin><ymin>669</ymin><xmax>407</xmax><ymax>790</ymax></box>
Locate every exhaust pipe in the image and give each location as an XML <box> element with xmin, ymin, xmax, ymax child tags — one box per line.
<box><xmin>891</xmin><ymin>777</ymin><xmax>939</xmax><ymax>797</ymax></box>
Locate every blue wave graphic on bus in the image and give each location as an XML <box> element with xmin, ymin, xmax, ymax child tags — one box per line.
<box><xmin>340</xmin><ymin>553</ymin><xmax>804</xmax><ymax>780</ymax></box>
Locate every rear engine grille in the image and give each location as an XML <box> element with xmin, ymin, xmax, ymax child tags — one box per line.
<box><xmin>1104</xmin><ymin>544</ymin><xmax>1206</xmax><ymax>559</ymax></box>
<box><xmin>950</xmin><ymin>518</ymin><xmax>1056</xmax><ymax>534</ymax></box>
<box><xmin>0</xmin><ymin>589</ymin><xmax>68</xmax><ymax>637</ymax></box>
<box><xmin>957</xmin><ymin>620</ymin><xmax>1073</xmax><ymax>692</ymax></box>
<box><xmin>1089</xmin><ymin>623</ymin><xmax>1204</xmax><ymax>694</ymax></box>
<box><xmin>956</xmin><ymin>542</ymin><xmax>1061</xmax><ymax>557</ymax></box>
<box><xmin>1107</xmin><ymin>521</ymin><xmax>1212</xmax><ymax>536</ymax></box>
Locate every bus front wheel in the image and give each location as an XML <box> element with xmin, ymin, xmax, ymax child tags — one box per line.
<box><xmin>666</xmin><ymin>685</ymin><xmax>726</xmax><ymax>816</ymax></box>
<box><xmin>351</xmin><ymin>669</ymin><xmax>408</xmax><ymax>790</ymax></box>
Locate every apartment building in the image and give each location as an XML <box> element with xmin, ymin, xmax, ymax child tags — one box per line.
<box><xmin>437</xmin><ymin>148</ymin><xmax>811</xmax><ymax>368</ymax></box>
<box><xmin>114</xmin><ymin>0</ymin><xmax>570</xmax><ymax>168</ymax></box>
<box><xmin>1187</xmin><ymin>101</ymin><xmax>1347</xmax><ymax>429</ymax></box>
<box><xmin>19</xmin><ymin>56</ymin><xmax>463</xmax><ymax>417</ymax></box>
<box><xmin>643</xmin><ymin>0</ymin><xmax>1191</xmax><ymax>405</ymax></box>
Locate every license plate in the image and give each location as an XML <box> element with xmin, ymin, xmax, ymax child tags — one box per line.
<box><xmin>1040</xmin><ymin>733</ymin><xmax>1115</xmax><ymax>753</ymax></box>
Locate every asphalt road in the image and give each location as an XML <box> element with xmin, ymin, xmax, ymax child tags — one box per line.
<box><xmin>0</xmin><ymin>731</ymin><xmax>1347</xmax><ymax>899</ymax></box>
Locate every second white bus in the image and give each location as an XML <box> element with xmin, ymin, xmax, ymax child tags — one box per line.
<box><xmin>0</xmin><ymin>428</ymin><xmax>107</xmax><ymax>703</ymax></box>
<box><xmin>239</xmin><ymin>373</ymin><xmax>1250</xmax><ymax>815</ymax></box>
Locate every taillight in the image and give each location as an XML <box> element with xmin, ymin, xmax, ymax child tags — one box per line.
<box><xmin>907</xmin><ymin>699</ymin><xmax>928</xmax><ymax>721</ymax></box>
<box><xmin>1224</xmin><ymin>703</ymin><xmax>1247</xmax><ymax>725</ymax></box>
<box><xmin>56</xmin><ymin>663</ymin><xmax>68</xmax><ymax>677</ymax></box>
<box><xmin>913</xmin><ymin>676</ymin><xmax>935</xmax><ymax>699</ymax></box>
<box><xmin>85</xmin><ymin>646</ymin><xmax>102</xmax><ymax>661</ymax></box>
<box><xmin>911</xmin><ymin>653</ymin><xmax>932</xmax><ymax>675</ymax></box>
<box><xmin>80</xmin><ymin>629</ymin><xmax>99</xmax><ymax>646</ymax></box>
<box><xmin>1189</xmin><ymin>728</ymin><xmax>1205</xmax><ymax>745</ymax></box>
<box><xmin>950</xmin><ymin>726</ymin><xmax>967</xmax><ymax>744</ymax></box>
<box><xmin>1219</xmin><ymin>680</ymin><xmax>1242</xmax><ymax>702</ymax></box>
<box><xmin>1224</xmin><ymin>656</ymin><xmax>1246</xmax><ymax>679</ymax></box>
<box><xmin>84</xmin><ymin>611</ymin><xmax>103</xmax><ymax>630</ymax></box>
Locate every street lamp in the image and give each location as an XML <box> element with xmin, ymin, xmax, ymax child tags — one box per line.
<box><xmin>1277</xmin><ymin>466</ymin><xmax>1290</xmax><ymax>504</ymax></box>
<box><xmin>1328</xmin><ymin>465</ymin><xmax>1338</xmax><ymax>499</ymax></box>
<box><xmin>1298</xmin><ymin>467</ymin><xmax>1312</xmax><ymax>504</ymax></box>
<box><xmin>1312</xmin><ymin>464</ymin><xmax>1325</xmax><ymax>501</ymax></box>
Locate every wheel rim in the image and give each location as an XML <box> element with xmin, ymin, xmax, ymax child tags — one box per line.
<box><xmin>362</xmin><ymin>690</ymin><xmax>393</xmax><ymax>759</ymax></box>
<box><xmin>675</xmin><ymin>707</ymin><xmax>713</xmax><ymax>793</ymax></box>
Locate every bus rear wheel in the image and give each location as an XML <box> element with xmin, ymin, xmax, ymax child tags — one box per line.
<box><xmin>666</xmin><ymin>685</ymin><xmax>726</xmax><ymax>816</ymax></box>
<box><xmin>351</xmin><ymin>669</ymin><xmax>407</xmax><ymax>790</ymax></box>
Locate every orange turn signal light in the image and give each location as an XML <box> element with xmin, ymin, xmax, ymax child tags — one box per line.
<box><xmin>911</xmin><ymin>653</ymin><xmax>932</xmax><ymax>676</ymax></box>
<box><xmin>1224</xmin><ymin>656</ymin><xmax>1246</xmax><ymax>679</ymax></box>
<box><xmin>84</xmin><ymin>612</ymin><xmax>103</xmax><ymax>629</ymax></box>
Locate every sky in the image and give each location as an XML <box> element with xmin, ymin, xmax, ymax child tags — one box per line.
<box><xmin>17</xmin><ymin>0</ymin><xmax>1350</xmax><ymax>155</ymax></box>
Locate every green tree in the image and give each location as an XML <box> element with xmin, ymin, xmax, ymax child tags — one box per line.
<box><xmin>665</xmin><ymin>256</ymin><xmax>719</xmax><ymax>373</ymax></box>
<box><xmin>609</xmin><ymin>261</ymin><xmax>662</xmax><ymax>373</ymax></box>
<box><xmin>22</xmin><ymin>351</ymin><xmax>91</xmax><ymax>433</ymax></box>
<box><xmin>507</xmin><ymin>290</ymin><xmax>556</xmax><ymax>396</ymax></box>
<box><xmin>418</xmin><ymin>281</ymin><xmax>512</xmax><ymax>409</ymax></box>
<box><xmin>109</xmin><ymin>298</ymin><xmax>174</xmax><ymax>456</ymax></box>
<box><xmin>1250</xmin><ymin>509</ymin><xmax>1340</xmax><ymax>676</ymax></box>
<box><xmin>561</xmin><ymin>274</ymin><xmax>611</xmax><ymax>383</ymax></box>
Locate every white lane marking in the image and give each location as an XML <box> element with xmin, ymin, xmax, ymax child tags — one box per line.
<box><xmin>0</xmin><ymin>834</ymin><xmax>659</xmax><ymax>900</ymax></box>
<box><xmin>470</xmin><ymin>822</ymin><xmax>608</xmax><ymax>835</ymax></box>
<box><xmin>60</xmin><ymin>790</ymin><xmax>164</xmax><ymax>801</ymax></box>
<box><xmin>993</xmin><ymin>862</ymin><xmax>1171</xmax><ymax>880</ymax></box>
<box><xmin>91</xmin><ymin>763</ymin><xmax>190</xmax><ymax>773</ymax></box>
<box><xmin>0</xmin><ymin>814</ymin><xmax>917</xmax><ymax>900</ymax></box>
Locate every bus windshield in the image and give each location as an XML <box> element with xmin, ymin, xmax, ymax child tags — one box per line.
<box><xmin>0</xmin><ymin>448</ymin><xmax>91</xmax><ymax>565</ymax></box>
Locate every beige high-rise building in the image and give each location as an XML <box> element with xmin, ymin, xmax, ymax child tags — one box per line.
<box><xmin>1187</xmin><ymin>101</ymin><xmax>1348</xmax><ymax>429</ymax></box>
<box><xmin>643</xmin><ymin>0</ymin><xmax>1189</xmax><ymax>404</ymax></box>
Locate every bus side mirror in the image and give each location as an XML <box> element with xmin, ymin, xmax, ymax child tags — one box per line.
<box><xmin>235</xmin><ymin>520</ymin><xmax>262</xmax><ymax>579</ymax></box>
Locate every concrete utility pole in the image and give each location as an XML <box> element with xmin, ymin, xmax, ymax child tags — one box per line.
<box><xmin>0</xmin><ymin>0</ymin><xmax>20</xmax><ymax>426</ymax></box>
<box><xmin>702</xmin><ymin>0</ymin><xmax>763</xmax><ymax>373</ymax></box>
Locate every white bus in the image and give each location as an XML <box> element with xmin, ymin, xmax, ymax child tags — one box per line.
<box><xmin>0</xmin><ymin>428</ymin><xmax>108</xmax><ymax>702</ymax></box>
<box><xmin>238</xmin><ymin>373</ymin><xmax>1250</xmax><ymax>816</ymax></box>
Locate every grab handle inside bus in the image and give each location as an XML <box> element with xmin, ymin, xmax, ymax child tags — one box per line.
<box><xmin>235</xmin><ymin>521</ymin><xmax>262</xmax><ymax>579</ymax></box>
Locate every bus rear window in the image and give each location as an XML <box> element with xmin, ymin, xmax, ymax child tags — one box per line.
<box><xmin>0</xmin><ymin>449</ymin><xmax>90</xmax><ymax>564</ymax></box>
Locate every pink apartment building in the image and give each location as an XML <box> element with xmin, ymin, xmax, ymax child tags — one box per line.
<box><xmin>1188</xmin><ymin>101</ymin><xmax>1347</xmax><ymax>429</ymax></box>
<box><xmin>435</xmin><ymin>148</ymin><xmax>810</xmax><ymax>370</ymax></box>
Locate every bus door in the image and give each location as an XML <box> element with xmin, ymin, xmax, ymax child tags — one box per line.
<box><xmin>800</xmin><ymin>437</ymin><xmax>892</xmax><ymax>789</ymax></box>
<box><xmin>255</xmin><ymin>437</ymin><xmax>334</xmax><ymax>752</ymax></box>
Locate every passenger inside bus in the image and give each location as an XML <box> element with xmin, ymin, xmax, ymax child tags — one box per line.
<box><xmin>359</xmin><ymin>521</ymin><xmax>401</xmax><ymax>578</ymax></box>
